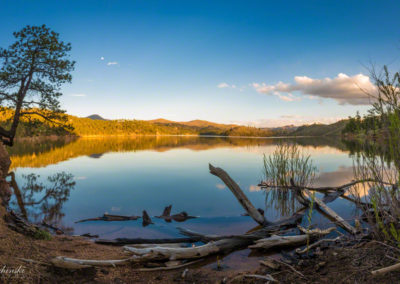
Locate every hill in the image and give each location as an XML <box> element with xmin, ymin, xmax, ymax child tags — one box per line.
<box><xmin>86</xmin><ymin>114</ymin><xmax>107</xmax><ymax>120</ymax></box>
<box><xmin>288</xmin><ymin>120</ymin><xmax>347</xmax><ymax>137</ymax></box>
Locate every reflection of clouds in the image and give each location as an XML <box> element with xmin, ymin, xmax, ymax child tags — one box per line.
<box><xmin>315</xmin><ymin>166</ymin><xmax>371</xmax><ymax>197</ymax></box>
<box><xmin>74</xmin><ymin>176</ymin><xmax>87</xmax><ymax>180</ymax></box>
<box><xmin>314</xmin><ymin>166</ymin><xmax>353</xmax><ymax>187</ymax></box>
<box><xmin>216</xmin><ymin>183</ymin><xmax>225</xmax><ymax>190</ymax></box>
<box><xmin>249</xmin><ymin>185</ymin><xmax>261</xmax><ymax>192</ymax></box>
<box><xmin>111</xmin><ymin>206</ymin><xmax>121</xmax><ymax>212</ymax></box>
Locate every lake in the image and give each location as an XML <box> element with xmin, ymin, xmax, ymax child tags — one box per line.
<box><xmin>6</xmin><ymin>135</ymin><xmax>360</xmax><ymax>241</ymax></box>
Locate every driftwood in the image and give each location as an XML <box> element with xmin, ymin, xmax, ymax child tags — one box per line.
<box><xmin>53</xmin><ymin>164</ymin><xmax>353</xmax><ymax>270</ymax></box>
<box><xmin>209</xmin><ymin>163</ymin><xmax>268</xmax><ymax>226</ymax></box>
<box><xmin>51</xmin><ymin>256</ymin><xmax>131</xmax><ymax>268</ymax></box>
<box><xmin>371</xmin><ymin>262</ymin><xmax>400</xmax><ymax>276</ymax></box>
<box><xmin>96</xmin><ymin>237</ymin><xmax>201</xmax><ymax>246</ymax></box>
<box><xmin>244</xmin><ymin>274</ymin><xmax>277</xmax><ymax>282</ymax></box>
<box><xmin>127</xmin><ymin>243</ymin><xmax>187</xmax><ymax>249</ymax></box>
<box><xmin>266</xmin><ymin>256</ymin><xmax>305</xmax><ymax>278</ymax></box>
<box><xmin>156</xmin><ymin>205</ymin><xmax>172</xmax><ymax>218</ymax></box>
<box><xmin>75</xmin><ymin>214</ymin><xmax>140</xmax><ymax>223</ymax></box>
<box><xmin>248</xmin><ymin>227</ymin><xmax>334</xmax><ymax>250</ymax></box>
<box><xmin>303</xmin><ymin>188</ymin><xmax>357</xmax><ymax>235</ymax></box>
<box><xmin>132</xmin><ymin>259</ymin><xmax>202</xmax><ymax>271</ymax></box>
<box><xmin>296</xmin><ymin>236</ymin><xmax>342</xmax><ymax>254</ymax></box>
<box><xmin>160</xmin><ymin>212</ymin><xmax>197</xmax><ymax>223</ymax></box>
<box><xmin>155</xmin><ymin>205</ymin><xmax>196</xmax><ymax>222</ymax></box>
<box><xmin>142</xmin><ymin>210</ymin><xmax>153</xmax><ymax>226</ymax></box>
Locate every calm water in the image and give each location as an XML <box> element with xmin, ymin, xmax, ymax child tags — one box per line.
<box><xmin>7</xmin><ymin>136</ymin><xmax>359</xmax><ymax>241</ymax></box>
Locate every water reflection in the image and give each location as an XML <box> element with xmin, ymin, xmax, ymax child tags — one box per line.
<box><xmin>8</xmin><ymin>135</ymin><xmax>348</xmax><ymax>169</ymax></box>
<box><xmin>8</xmin><ymin>171</ymin><xmax>75</xmax><ymax>230</ymax></box>
<box><xmin>6</xmin><ymin>136</ymin><xmax>364</xmax><ymax>239</ymax></box>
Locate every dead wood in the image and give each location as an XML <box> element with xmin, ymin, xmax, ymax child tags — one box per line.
<box><xmin>132</xmin><ymin>259</ymin><xmax>203</xmax><ymax>271</ymax></box>
<box><xmin>265</xmin><ymin>256</ymin><xmax>305</xmax><ymax>278</ymax></box>
<box><xmin>4</xmin><ymin>210</ymin><xmax>42</xmax><ymax>237</ymax></box>
<box><xmin>259</xmin><ymin>179</ymin><xmax>396</xmax><ymax>193</ymax></box>
<box><xmin>158</xmin><ymin>211</ymin><xmax>197</xmax><ymax>223</ymax></box>
<box><xmin>95</xmin><ymin>237</ymin><xmax>201</xmax><ymax>246</ymax></box>
<box><xmin>297</xmin><ymin>225</ymin><xmax>336</xmax><ymax>236</ymax></box>
<box><xmin>209</xmin><ymin>163</ymin><xmax>268</xmax><ymax>225</ymax></box>
<box><xmin>303</xmin><ymin>188</ymin><xmax>357</xmax><ymax>234</ymax></box>
<box><xmin>156</xmin><ymin>205</ymin><xmax>172</xmax><ymax>218</ymax></box>
<box><xmin>244</xmin><ymin>274</ymin><xmax>277</xmax><ymax>282</ymax></box>
<box><xmin>295</xmin><ymin>236</ymin><xmax>342</xmax><ymax>254</ymax></box>
<box><xmin>126</xmin><ymin>243</ymin><xmax>187</xmax><ymax>248</ymax></box>
<box><xmin>371</xmin><ymin>262</ymin><xmax>400</xmax><ymax>276</ymax></box>
<box><xmin>75</xmin><ymin>214</ymin><xmax>140</xmax><ymax>223</ymax></box>
<box><xmin>51</xmin><ymin>256</ymin><xmax>132</xmax><ymax>267</ymax></box>
<box><xmin>124</xmin><ymin>238</ymin><xmax>252</xmax><ymax>262</ymax></box>
<box><xmin>142</xmin><ymin>210</ymin><xmax>153</xmax><ymax>226</ymax></box>
<box><xmin>248</xmin><ymin>230</ymin><xmax>332</xmax><ymax>250</ymax></box>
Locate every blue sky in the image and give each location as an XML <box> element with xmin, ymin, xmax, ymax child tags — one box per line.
<box><xmin>1</xmin><ymin>0</ymin><xmax>400</xmax><ymax>127</ymax></box>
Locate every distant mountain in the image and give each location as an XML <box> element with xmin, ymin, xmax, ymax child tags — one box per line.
<box><xmin>287</xmin><ymin>120</ymin><xmax>347</xmax><ymax>137</ymax></box>
<box><xmin>86</xmin><ymin>114</ymin><xmax>107</xmax><ymax>120</ymax></box>
<box><xmin>150</xmin><ymin>118</ymin><xmax>237</xmax><ymax>129</ymax></box>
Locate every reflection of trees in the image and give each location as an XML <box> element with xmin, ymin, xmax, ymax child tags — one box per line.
<box><xmin>7</xmin><ymin>171</ymin><xmax>75</xmax><ymax>229</ymax></box>
<box><xmin>9</xmin><ymin>136</ymin><xmax>348</xmax><ymax>169</ymax></box>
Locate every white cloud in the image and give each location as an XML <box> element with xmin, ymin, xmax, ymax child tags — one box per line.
<box><xmin>252</xmin><ymin>73</ymin><xmax>376</xmax><ymax>105</ymax></box>
<box><xmin>217</xmin><ymin>82</ymin><xmax>230</xmax><ymax>88</ymax></box>
<box><xmin>70</xmin><ymin>93</ymin><xmax>87</xmax><ymax>97</ymax></box>
<box><xmin>100</xmin><ymin>57</ymin><xmax>105</xmax><ymax>60</ymax></box>
<box><xmin>107</xmin><ymin>61</ymin><xmax>118</xmax><ymax>66</ymax></box>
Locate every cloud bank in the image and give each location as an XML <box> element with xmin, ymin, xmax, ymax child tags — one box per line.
<box><xmin>253</xmin><ymin>73</ymin><xmax>376</xmax><ymax>105</ymax></box>
<box><xmin>107</xmin><ymin>61</ymin><xmax>118</xmax><ymax>66</ymax></box>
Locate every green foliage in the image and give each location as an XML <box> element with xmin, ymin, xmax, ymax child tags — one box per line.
<box><xmin>0</xmin><ymin>109</ymin><xmax>274</xmax><ymax>138</ymax></box>
<box><xmin>349</xmin><ymin>65</ymin><xmax>400</xmax><ymax>244</ymax></box>
<box><xmin>33</xmin><ymin>229</ymin><xmax>52</xmax><ymax>240</ymax></box>
<box><xmin>263</xmin><ymin>143</ymin><xmax>317</xmax><ymax>188</ymax></box>
<box><xmin>263</xmin><ymin>143</ymin><xmax>317</xmax><ymax>216</ymax></box>
<box><xmin>0</xmin><ymin>25</ymin><xmax>74</xmax><ymax>144</ymax></box>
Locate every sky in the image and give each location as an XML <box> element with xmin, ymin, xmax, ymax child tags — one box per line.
<box><xmin>1</xmin><ymin>0</ymin><xmax>400</xmax><ymax>127</ymax></box>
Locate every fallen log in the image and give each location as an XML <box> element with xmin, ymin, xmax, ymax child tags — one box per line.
<box><xmin>126</xmin><ymin>243</ymin><xmax>187</xmax><ymax>249</ymax></box>
<box><xmin>95</xmin><ymin>237</ymin><xmax>200</xmax><ymax>246</ymax></box>
<box><xmin>51</xmin><ymin>256</ymin><xmax>131</xmax><ymax>267</ymax></box>
<box><xmin>303</xmin><ymin>188</ymin><xmax>357</xmax><ymax>235</ymax></box>
<box><xmin>371</xmin><ymin>262</ymin><xmax>400</xmax><ymax>276</ymax></box>
<box><xmin>209</xmin><ymin>164</ymin><xmax>268</xmax><ymax>226</ymax></box>
<box><xmin>248</xmin><ymin>232</ymin><xmax>331</xmax><ymax>250</ymax></box>
<box><xmin>159</xmin><ymin>211</ymin><xmax>197</xmax><ymax>223</ymax></box>
<box><xmin>132</xmin><ymin>259</ymin><xmax>202</xmax><ymax>271</ymax></box>
<box><xmin>124</xmin><ymin>238</ymin><xmax>252</xmax><ymax>262</ymax></box>
<box><xmin>75</xmin><ymin>214</ymin><xmax>140</xmax><ymax>223</ymax></box>
<box><xmin>295</xmin><ymin>236</ymin><xmax>341</xmax><ymax>254</ymax></box>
